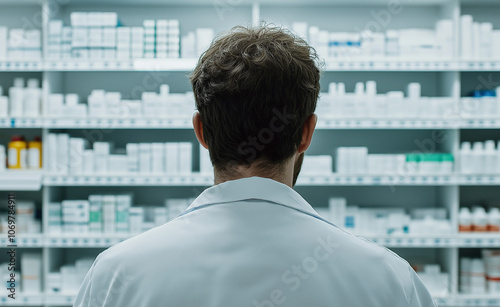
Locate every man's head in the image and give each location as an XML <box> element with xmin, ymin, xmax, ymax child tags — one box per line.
<box><xmin>190</xmin><ymin>26</ymin><xmax>320</xmax><ymax>186</ymax></box>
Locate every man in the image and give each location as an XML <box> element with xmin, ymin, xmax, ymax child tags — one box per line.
<box><xmin>74</xmin><ymin>26</ymin><xmax>436</xmax><ymax>307</ymax></box>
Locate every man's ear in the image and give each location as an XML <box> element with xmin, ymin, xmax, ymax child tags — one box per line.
<box><xmin>297</xmin><ymin>114</ymin><xmax>317</xmax><ymax>154</ymax></box>
<box><xmin>193</xmin><ymin>112</ymin><xmax>208</xmax><ymax>149</ymax></box>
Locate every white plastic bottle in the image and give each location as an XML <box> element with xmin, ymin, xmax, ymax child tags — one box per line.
<box><xmin>460</xmin><ymin>258</ymin><xmax>471</xmax><ymax>294</ymax></box>
<box><xmin>9</xmin><ymin>77</ymin><xmax>24</xmax><ymax>117</ymax></box>
<box><xmin>472</xmin><ymin>142</ymin><xmax>485</xmax><ymax>174</ymax></box>
<box><xmin>0</xmin><ymin>145</ymin><xmax>5</xmax><ymax>171</ymax></box>
<box><xmin>470</xmin><ymin>259</ymin><xmax>486</xmax><ymax>294</ymax></box>
<box><xmin>459</xmin><ymin>207</ymin><xmax>472</xmax><ymax>232</ymax></box>
<box><xmin>460</xmin><ymin>142</ymin><xmax>473</xmax><ymax>174</ymax></box>
<box><xmin>497</xmin><ymin>140</ymin><xmax>500</xmax><ymax>174</ymax></box>
<box><xmin>23</xmin><ymin>79</ymin><xmax>41</xmax><ymax>117</ymax></box>
<box><xmin>484</xmin><ymin>140</ymin><xmax>497</xmax><ymax>174</ymax></box>
<box><xmin>472</xmin><ymin>207</ymin><xmax>488</xmax><ymax>232</ymax></box>
<box><xmin>488</xmin><ymin>208</ymin><xmax>500</xmax><ymax>232</ymax></box>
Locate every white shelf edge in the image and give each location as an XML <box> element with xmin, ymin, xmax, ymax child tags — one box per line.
<box><xmin>39</xmin><ymin>174</ymin><xmax>500</xmax><ymax>186</ymax></box>
<box><xmin>3</xmin><ymin>117</ymin><xmax>500</xmax><ymax>129</ymax></box>
<box><xmin>5</xmin><ymin>233</ymin><xmax>500</xmax><ymax>248</ymax></box>
<box><xmin>0</xmin><ymin>170</ymin><xmax>43</xmax><ymax>191</ymax></box>
<box><xmin>0</xmin><ymin>172</ymin><xmax>495</xmax><ymax>189</ymax></box>
<box><xmin>2</xmin><ymin>59</ymin><xmax>500</xmax><ymax>72</ymax></box>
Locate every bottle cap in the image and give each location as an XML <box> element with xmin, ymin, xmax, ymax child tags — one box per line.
<box><xmin>27</xmin><ymin>79</ymin><xmax>39</xmax><ymax>88</ymax></box>
<box><xmin>484</xmin><ymin>140</ymin><xmax>495</xmax><ymax>151</ymax></box>
<box><xmin>11</xmin><ymin>135</ymin><xmax>25</xmax><ymax>142</ymax></box>
<box><xmin>472</xmin><ymin>142</ymin><xmax>483</xmax><ymax>151</ymax></box>
<box><xmin>13</xmin><ymin>78</ymin><xmax>24</xmax><ymax>88</ymax></box>
<box><xmin>490</xmin><ymin>208</ymin><xmax>500</xmax><ymax>214</ymax></box>
<box><xmin>33</xmin><ymin>136</ymin><xmax>41</xmax><ymax>142</ymax></box>
<box><xmin>461</xmin><ymin>142</ymin><xmax>471</xmax><ymax>150</ymax></box>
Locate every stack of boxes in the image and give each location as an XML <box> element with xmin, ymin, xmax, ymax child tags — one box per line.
<box><xmin>47</xmin><ymin>13</ymin><xmax>186</xmax><ymax>59</ymax></box>
<box><xmin>0</xmin><ymin>26</ymin><xmax>41</xmax><ymax>59</ymax></box>
<box><xmin>116</xmin><ymin>26</ymin><xmax>146</xmax><ymax>59</ymax></box>
<box><xmin>70</xmin><ymin>12</ymin><xmax>119</xmax><ymax>59</ymax></box>
<box><xmin>47</xmin><ymin>258</ymin><xmax>94</xmax><ymax>294</ymax></box>
<box><xmin>131</xmin><ymin>27</ymin><xmax>145</xmax><ymax>58</ymax></box>
<box><xmin>319</xmin><ymin>198</ymin><xmax>453</xmax><ymax>236</ymax></box>
<box><xmin>21</xmin><ymin>253</ymin><xmax>43</xmax><ymax>293</ymax></box>
<box><xmin>155</xmin><ymin>19</ymin><xmax>180</xmax><ymax>58</ymax></box>
<box><xmin>48</xmin><ymin>195</ymin><xmax>191</xmax><ymax>235</ymax></box>
<box><xmin>46</xmin><ymin>133</ymin><xmax>193</xmax><ymax>176</ymax></box>
<box><xmin>62</xmin><ymin>200</ymin><xmax>90</xmax><ymax>233</ymax></box>
<box><xmin>0</xmin><ymin>27</ymin><xmax>6</xmax><ymax>59</ymax></box>
<box><xmin>293</xmin><ymin>19</ymin><xmax>454</xmax><ymax>59</ymax></box>
<box><xmin>143</xmin><ymin>19</ymin><xmax>155</xmax><ymax>58</ymax></box>
<box><xmin>461</xmin><ymin>15</ymin><xmax>500</xmax><ymax>59</ymax></box>
<box><xmin>335</xmin><ymin>147</ymin><xmax>454</xmax><ymax>175</ymax></box>
<box><xmin>46</xmin><ymin>85</ymin><xmax>194</xmax><ymax>118</ymax></box>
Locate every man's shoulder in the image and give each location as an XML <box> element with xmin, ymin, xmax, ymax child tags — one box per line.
<box><xmin>95</xmin><ymin>224</ymin><xmax>171</xmax><ymax>267</ymax></box>
<box><xmin>314</xmin><ymin>223</ymin><xmax>413</xmax><ymax>279</ymax></box>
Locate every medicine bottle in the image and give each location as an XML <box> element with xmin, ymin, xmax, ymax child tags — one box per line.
<box><xmin>472</xmin><ymin>207</ymin><xmax>488</xmax><ymax>232</ymax></box>
<box><xmin>28</xmin><ymin>136</ymin><xmax>42</xmax><ymax>169</ymax></box>
<box><xmin>8</xmin><ymin>135</ymin><xmax>27</xmax><ymax>169</ymax></box>
<box><xmin>0</xmin><ymin>145</ymin><xmax>5</xmax><ymax>171</ymax></box>
<box><xmin>459</xmin><ymin>207</ymin><xmax>472</xmax><ymax>232</ymax></box>
<box><xmin>488</xmin><ymin>208</ymin><xmax>500</xmax><ymax>232</ymax></box>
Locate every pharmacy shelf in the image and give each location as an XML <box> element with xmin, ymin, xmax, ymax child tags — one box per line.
<box><xmin>437</xmin><ymin>295</ymin><xmax>500</xmax><ymax>307</ymax></box>
<box><xmin>366</xmin><ymin>234</ymin><xmax>500</xmax><ymax>248</ymax></box>
<box><xmin>459</xmin><ymin>60</ymin><xmax>500</xmax><ymax>71</ymax></box>
<box><xmin>4</xmin><ymin>118</ymin><xmax>500</xmax><ymax>130</ymax></box>
<box><xmin>0</xmin><ymin>234</ymin><xmax>43</xmax><ymax>247</ymax></box>
<box><xmin>44</xmin><ymin>59</ymin><xmax>135</xmax><ymax>71</ymax></box>
<box><xmin>38</xmin><ymin>59</ymin><xmax>500</xmax><ymax>72</ymax></box>
<box><xmin>43</xmin><ymin>174</ymin><xmax>214</xmax><ymax>186</ymax></box>
<box><xmin>45</xmin><ymin>233</ymin><xmax>130</xmax><ymax>247</ymax></box>
<box><xmin>31</xmin><ymin>174</ymin><xmax>500</xmax><ymax>187</ymax></box>
<box><xmin>316</xmin><ymin>118</ymin><xmax>458</xmax><ymax>129</ymax></box>
<box><xmin>43</xmin><ymin>174</ymin><xmax>454</xmax><ymax>186</ymax></box>
<box><xmin>0</xmin><ymin>118</ymin><xmax>43</xmax><ymax>128</ymax></box>
<box><xmin>460</xmin><ymin>119</ymin><xmax>500</xmax><ymax>129</ymax></box>
<box><xmin>302</xmin><ymin>175</ymin><xmax>500</xmax><ymax>186</ymax></box>
<box><xmin>459</xmin><ymin>175</ymin><xmax>500</xmax><ymax>185</ymax></box>
<box><xmin>0</xmin><ymin>60</ymin><xmax>43</xmax><ymax>72</ymax></box>
<box><xmin>45</xmin><ymin>58</ymin><xmax>198</xmax><ymax>71</ymax></box>
<box><xmin>1</xmin><ymin>59</ymin><xmax>499</xmax><ymax>72</ymax></box>
<box><xmin>0</xmin><ymin>294</ymin><xmax>44</xmax><ymax>306</ymax></box>
<box><xmin>44</xmin><ymin>294</ymin><xmax>76</xmax><ymax>306</ymax></box>
<box><xmin>5</xmin><ymin>233</ymin><xmax>500</xmax><ymax>248</ymax></box>
<box><xmin>323</xmin><ymin>58</ymin><xmax>457</xmax><ymax>71</ymax></box>
<box><xmin>43</xmin><ymin>117</ymin><xmax>192</xmax><ymax>129</ymax></box>
<box><xmin>0</xmin><ymin>170</ymin><xmax>42</xmax><ymax>191</ymax></box>
<box><xmin>4</xmin><ymin>117</ymin><xmax>500</xmax><ymax>130</ymax></box>
<box><xmin>296</xmin><ymin>174</ymin><xmax>457</xmax><ymax>186</ymax></box>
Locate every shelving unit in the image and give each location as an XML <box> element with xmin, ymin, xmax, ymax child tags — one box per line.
<box><xmin>3</xmin><ymin>59</ymin><xmax>500</xmax><ymax>72</ymax></box>
<box><xmin>1</xmin><ymin>0</ymin><xmax>500</xmax><ymax>306</ymax></box>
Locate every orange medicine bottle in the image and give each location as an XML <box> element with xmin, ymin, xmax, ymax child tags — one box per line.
<box><xmin>8</xmin><ymin>135</ymin><xmax>27</xmax><ymax>169</ymax></box>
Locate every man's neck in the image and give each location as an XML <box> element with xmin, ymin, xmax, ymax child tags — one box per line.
<box><xmin>213</xmin><ymin>163</ymin><xmax>293</xmax><ymax>188</ymax></box>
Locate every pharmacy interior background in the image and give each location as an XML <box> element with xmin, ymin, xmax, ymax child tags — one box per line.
<box><xmin>1</xmin><ymin>0</ymin><xmax>500</xmax><ymax>306</ymax></box>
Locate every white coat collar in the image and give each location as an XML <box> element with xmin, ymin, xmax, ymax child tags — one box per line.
<box><xmin>185</xmin><ymin>176</ymin><xmax>318</xmax><ymax>216</ymax></box>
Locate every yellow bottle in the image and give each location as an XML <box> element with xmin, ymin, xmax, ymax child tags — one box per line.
<box><xmin>8</xmin><ymin>135</ymin><xmax>27</xmax><ymax>169</ymax></box>
<box><xmin>28</xmin><ymin>136</ymin><xmax>42</xmax><ymax>169</ymax></box>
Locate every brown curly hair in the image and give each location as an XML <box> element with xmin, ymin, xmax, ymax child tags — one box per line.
<box><xmin>190</xmin><ymin>25</ymin><xmax>320</xmax><ymax>172</ymax></box>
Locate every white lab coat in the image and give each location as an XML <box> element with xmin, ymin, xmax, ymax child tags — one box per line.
<box><xmin>74</xmin><ymin>176</ymin><xmax>436</xmax><ymax>307</ymax></box>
